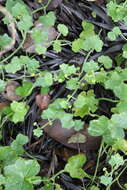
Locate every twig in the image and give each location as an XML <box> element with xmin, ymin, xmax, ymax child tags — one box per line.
<box><xmin>0</xmin><ymin>5</ymin><xmax>16</xmax><ymax>57</ymax></box>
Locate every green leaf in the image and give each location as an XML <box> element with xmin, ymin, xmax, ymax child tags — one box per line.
<box><xmin>0</xmin><ymin>34</ymin><xmax>11</xmax><ymax>48</ymax></box>
<box><xmin>98</xmin><ymin>56</ymin><xmax>112</xmax><ymax>69</ymax></box>
<box><xmin>72</xmin><ymin>39</ymin><xmax>83</xmax><ymax>52</ymax></box>
<box><xmin>100</xmin><ymin>176</ymin><xmax>112</xmax><ymax>186</ymax></box>
<box><xmin>112</xmin><ymin>26</ymin><xmax>121</xmax><ymax>35</ymax></box>
<box><xmin>60</xmin><ymin>113</ymin><xmax>75</xmax><ymax>129</ymax></box>
<box><xmin>83</xmin><ymin>60</ymin><xmax>99</xmax><ymax>72</ymax></box>
<box><xmin>85</xmin><ymin>71</ymin><xmax>96</xmax><ymax>84</ymax></box>
<box><xmin>17</xmin><ymin>14</ymin><xmax>33</xmax><ymax>32</ymax></box>
<box><xmin>66</xmin><ymin>78</ymin><xmax>79</xmax><ymax>90</ymax></box>
<box><xmin>42</xmin><ymin>99</ymin><xmax>66</xmax><ymax>120</ymax></box>
<box><xmin>53</xmin><ymin>40</ymin><xmax>62</xmax><ymax>53</ymax></box>
<box><xmin>107</xmin><ymin>27</ymin><xmax>121</xmax><ymax>41</ymax></box>
<box><xmin>5</xmin><ymin>57</ymin><xmax>22</xmax><ymax>73</ymax></box>
<box><xmin>89</xmin><ymin>116</ymin><xmax>109</xmax><ymax>136</ymax></box>
<box><xmin>4</xmin><ymin>158</ymin><xmax>41</xmax><ymax>190</ymax></box>
<box><xmin>60</xmin><ymin>64</ymin><xmax>77</xmax><ymax>77</ymax></box>
<box><xmin>10</xmin><ymin>101</ymin><xmax>29</xmax><ymax>123</ymax></box>
<box><xmin>32</xmin><ymin>28</ymin><xmax>48</xmax><ymax>43</ymax></box>
<box><xmin>80</xmin><ymin>21</ymin><xmax>95</xmax><ymax>38</ymax></box>
<box><xmin>4</xmin><ymin>159</ymin><xmax>40</xmax><ymax>178</ymax></box>
<box><xmin>35</xmin><ymin>72</ymin><xmax>53</xmax><ymax>87</ymax></box>
<box><xmin>108</xmin><ymin>153</ymin><xmax>124</xmax><ymax>168</ymax></box>
<box><xmin>0</xmin><ymin>146</ymin><xmax>17</xmax><ymax>164</ymax></box>
<box><xmin>57</xmin><ymin>24</ymin><xmax>68</xmax><ymax>36</ymax></box>
<box><xmin>73</xmin><ymin>120</ymin><xmax>84</xmax><ymax>131</ymax></box>
<box><xmin>64</xmin><ymin>154</ymin><xmax>87</xmax><ymax>179</ymax></box>
<box><xmin>122</xmin><ymin>44</ymin><xmax>127</xmax><ymax>58</ymax></box>
<box><xmin>16</xmin><ymin>81</ymin><xmax>33</xmax><ymax>97</ymax></box>
<box><xmin>107</xmin><ymin>1</ymin><xmax>127</xmax><ymax>23</ymax></box>
<box><xmin>113</xmin><ymin>83</ymin><xmax>127</xmax><ymax>100</ymax></box>
<box><xmin>11</xmin><ymin>134</ymin><xmax>28</xmax><ymax>155</ymax></box>
<box><xmin>83</xmin><ymin>35</ymin><xmax>103</xmax><ymax>52</ymax></box>
<box><xmin>111</xmin><ymin>112</ymin><xmax>127</xmax><ymax>129</ymax></box>
<box><xmin>108</xmin><ymin>123</ymin><xmax>125</xmax><ymax>139</ymax></box>
<box><xmin>33</xmin><ymin>128</ymin><xmax>43</xmax><ymax>137</ymax></box>
<box><xmin>66</xmin><ymin>153</ymin><xmax>86</xmax><ymax>168</ymax></box>
<box><xmin>42</xmin><ymin>107</ymin><xmax>63</xmax><ymax>120</ymax></box>
<box><xmin>74</xmin><ymin>90</ymin><xmax>98</xmax><ymax>118</ymax></box>
<box><xmin>11</xmin><ymin>2</ymin><xmax>29</xmax><ymax>18</ymax></box>
<box><xmin>104</xmin><ymin>71</ymin><xmax>122</xmax><ymax>91</ymax></box>
<box><xmin>35</xmin><ymin>44</ymin><xmax>47</xmax><ymax>55</ymax></box>
<box><xmin>0</xmin><ymin>175</ymin><xmax>5</xmax><ymax>185</ymax></box>
<box><xmin>0</xmin><ymin>134</ymin><xmax>28</xmax><ymax>166</ymax></box>
<box><xmin>113</xmin><ymin>139</ymin><xmax>127</xmax><ymax>153</ymax></box>
<box><xmin>40</xmin><ymin>87</ymin><xmax>50</xmax><ymax>95</ymax></box>
<box><xmin>20</xmin><ymin>56</ymin><xmax>39</xmax><ymax>74</ymax></box>
<box><xmin>107</xmin><ymin>31</ymin><xmax>116</xmax><ymax>41</ymax></box>
<box><xmin>95</xmin><ymin>70</ymin><xmax>107</xmax><ymax>83</ymax></box>
<box><xmin>39</xmin><ymin>12</ymin><xmax>56</xmax><ymax>27</ymax></box>
<box><xmin>42</xmin><ymin>98</ymin><xmax>71</xmax><ymax>126</ymax></box>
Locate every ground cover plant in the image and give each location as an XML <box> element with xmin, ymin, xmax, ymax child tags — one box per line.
<box><xmin>0</xmin><ymin>0</ymin><xmax>127</xmax><ymax>189</ymax></box>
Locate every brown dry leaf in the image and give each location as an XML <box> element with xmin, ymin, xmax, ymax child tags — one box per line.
<box><xmin>23</xmin><ymin>22</ymin><xmax>57</xmax><ymax>53</ymax></box>
<box><xmin>0</xmin><ymin>5</ymin><xmax>17</xmax><ymax>57</ymax></box>
<box><xmin>2</xmin><ymin>81</ymin><xmax>22</xmax><ymax>101</ymax></box>
<box><xmin>42</xmin><ymin>119</ymin><xmax>101</xmax><ymax>152</ymax></box>
<box><xmin>68</xmin><ymin>133</ymin><xmax>86</xmax><ymax>144</ymax></box>
<box><xmin>36</xmin><ymin>94</ymin><xmax>50</xmax><ymax>110</ymax></box>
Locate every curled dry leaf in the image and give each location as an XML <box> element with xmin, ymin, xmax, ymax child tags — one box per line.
<box><xmin>0</xmin><ymin>5</ymin><xmax>16</xmax><ymax>57</ymax></box>
<box><xmin>23</xmin><ymin>22</ymin><xmax>57</xmax><ymax>53</ymax></box>
<box><xmin>36</xmin><ymin>94</ymin><xmax>50</xmax><ymax>110</ymax></box>
<box><xmin>42</xmin><ymin>119</ymin><xmax>101</xmax><ymax>152</ymax></box>
<box><xmin>2</xmin><ymin>81</ymin><xmax>22</xmax><ymax>101</ymax></box>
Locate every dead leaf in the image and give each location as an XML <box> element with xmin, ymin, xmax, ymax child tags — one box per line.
<box><xmin>2</xmin><ymin>81</ymin><xmax>22</xmax><ymax>101</ymax></box>
<box><xmin>36</xmin><ymin>94</ymin><xmax>50</xmax><ymax>110</ymax></box>
<box><xmin>0</xmin><ymin>5</ymin><xmax>17</xmax><ymax>57</ymax></box>
<box><xmin>68</xmin><ymin>133</ymin><xmax>86</xmax><ymax>144</ymax></box>
<box><xmin>23</xmin><ymin>22</ymin><xmax>57</xmax><ymax>53</ymax></box>
<box><xmin>42</xmin><ymin>119</ymin><xmax>101</xmax><ymax>152</ymax></box>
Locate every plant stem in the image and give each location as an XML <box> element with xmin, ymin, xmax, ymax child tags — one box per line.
<box><xmin>0</xmin><ymin>32</ymin><xmax>26</xmax><ymax>64</ymax></box>
<box><xmin>91</xmin><ymin>140</ymin><xmax>103</xmax><ymax>185</ymax></box>
<box><xmin>32</xmin><ymin>0</ymin><xmax>52</xmax><ymax>14</ymax></box>
<box><xmin>98</xmin><ymin>97</ymin><xmax>119</xmax><ymax>103</ymax></box>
